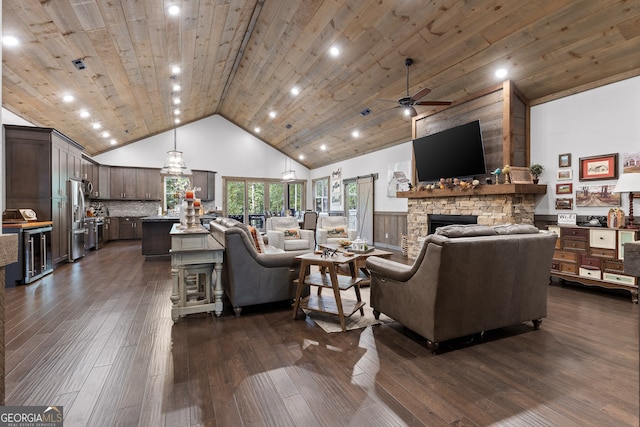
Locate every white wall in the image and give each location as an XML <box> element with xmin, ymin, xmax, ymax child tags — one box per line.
<box><xmin>530</xmin><ymin>75</ymin><xmax>640</xmax><ymax>216</ymax></box>
<box><xmin>310</xmin><ymin>143</ymin><xmax>410</xmax><ymax>212</ymax></box>
<box><xmin>94</xmin><ymin>115</ymin><xmax>309</xmax><ymax>208</ymax></box>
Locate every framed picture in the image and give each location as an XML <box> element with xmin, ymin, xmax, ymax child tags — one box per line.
<box><xmin>576</xmin><ymin>185</ymin><xmax>621</xmax><ymax>207</ymax></box>
<box><xmin>579</xmin><ymin>153</ymin><xmax>618</xmax><ymax>181</ymax></box>
<box><xmin>555</xmin><ymin>198</ymin><xmax>573</xmax><ymax>210</ymax></box>
<box><xmin>559</xmin><ymin>153</ymin><xmax>571</xmax><ymax>168</ymax></box>
<box><xmin>509</xmin><ymin>166</ymin><xmax>532</xmax><ymax>184</ymax></box>
<box><xmin>556</xmin><ymin>183</ymin><xmax>573</xmax><ymax>194</ymax></box>
<box><xmin>557</xmin><ymin>169</ymin><xmax>573</xmax><ymax>180</ymax></box>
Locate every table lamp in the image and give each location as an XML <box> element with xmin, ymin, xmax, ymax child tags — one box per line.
<box><xmin>612</xmin><ymin>172</ymin><xmax>640</xmax><ymax>228</ymax></box>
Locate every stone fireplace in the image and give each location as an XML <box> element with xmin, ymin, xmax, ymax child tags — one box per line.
<box><xmin>402</xmin><ymin>185</ymin><xmax>543</xmax><ymax>259</ymax></box>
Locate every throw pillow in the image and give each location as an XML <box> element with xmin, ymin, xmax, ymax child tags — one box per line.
<box><xmin>325</xmin><ymin>227</ymin><xmax>347</xmax><ymax>238</ymax></box>
<box><xmin>277</xmin><ymin>227</ymin><xmax>301</xmax><ymax>240</ymax></box>
<box><xmin>247</xmin><ymin>225</ymin><xmax>263</xmax><ymax>253</ymax></box>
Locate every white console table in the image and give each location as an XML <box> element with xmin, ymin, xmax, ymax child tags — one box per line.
<box><xmin>170</xmin><ymin>223</ymin><xmax>224</xmax><ymax>321</ymax></box>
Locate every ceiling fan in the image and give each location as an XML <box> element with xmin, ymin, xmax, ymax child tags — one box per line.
<box><xmin>379</xmin><ymin>58</ymin><xmax>452</xmax><ymax>118</ymax></box>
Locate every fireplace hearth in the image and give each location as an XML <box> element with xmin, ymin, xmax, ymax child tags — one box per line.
<box><xmin>429</xmin><ymin>214</ymin><xmax>477</xmax><ymax>234</ymax></box>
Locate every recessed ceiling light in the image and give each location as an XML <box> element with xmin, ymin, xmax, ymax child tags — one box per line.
<box><xmin>172</xmin><ymin>66</ymin><xmax>181</xmax><ymax>74</ymax></box>
<box><xmin>329</xmin><ymin>46</ymin><xmax>340</xmax><ymax>57</ymax></box>
<box><xmin>173</xmin><ymin>98</ymin><xmax>181</xmax><ymax>105</ymax></box>
<box><xmin>352</xmin><ymin>130</ymin><xmax>360</xmax><ymax>138</ymax></box>
<box><xmin>299</xmin><ymin>154</ymin><xmax>305</xmax><ymax>160</ymax></box>
<box><xmin>254</xmin><ymin>127</ymin><xmax>261</xmax><ymax>133</ymax></box>
<box><xmin>173</xmin><ymin>84</ymin><xmax>181</xmax><ymax>91</ymax></box>
<box><xmin>92</xmin><ymin>123</ymin><xmax>101</xmax><ymax>130</ymax></box>
<box><xmin>168</xmin><ymin>5</ymin><xmax>180</xmax><ymax>15</ymax></box>
<box><xmin>110</xmin><ymin>139</ymin><xmax>117</xmax><ymax>145</ymax></box>
<box><xmin>320</xmin><ymin>144</ymin><xmax>327</xmax><ymax>151</ymax></box>
<box><xmin>79</xmin><ymin>110</ymin><xmax>90</xmax><ymax>118</ymax></box>
<box><xmin>291</xmin><ymin>87</ymin><xmax>300</xmax><ymax>96</ymax></box>
<box><xmin>495</xmin><ymin>68</ymin><xmax>508</xmax><ymax>79</ymax></box>
<box><xmin>174</xmin><ymin>109</ymin><xmax>180</xmax><ymax>115</ymax></box>
<box><xmin>174</xmin><ymin>118</ymin><xmax>180</xmax><ymax>124</ymax></box>
<box><xmin>269</xmin><ymin>111</ymin><xmax>277</xmax><ymax>119</ymax></box>
<box><xmin>2</xmin><ymin>35</ymin><xmax>19</xmax><ymax>46</ymax></box>
<box><xmin>63</xmin><ymin>94</ymin><xmax>74</xmax><ymax>102</ymax></box>
<box><xmin>102</xmin><ymin>131</ymin><xmax>110</xmax><ymax>138</ymax></box>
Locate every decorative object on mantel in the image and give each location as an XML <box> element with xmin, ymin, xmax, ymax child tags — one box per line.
<box><xmin>612</xmin><ymin>172</ymin><xmax>640</xmax><ymax>228</ymax></box>
<box><xmin>510</xmin><ymin>166</ymin><xmax>533</xmax><ymax>184</ymax></box>
<box><xmin>529</xmin><ymin>164</ymin><xmax>544</xmax><ymax>184</ymax></box>
<box><xmin>491</xmin><ymin>167</ymin><xmax>502</xmax><ymax>184</ymax></box>
<box><xmin>502</xmin><ymin>164</ymin><xmax>511</xmax><ymax>183</ymax></box>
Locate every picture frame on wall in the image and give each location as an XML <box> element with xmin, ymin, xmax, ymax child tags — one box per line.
<box><xmin>575</xmin><ymin>185</ymin><xmax>620</xmax><ymax>207</ymax></box>
<box><xmin>579</xmin><ymin>153</ymin><xmax>618</xmax><ymax>181</ymax></box>
<box><xmin>555</xmin><ymin>198</ymin><xmax>573</xmax><ymax>210</ymax></box>
<box><xmin>557</xmin><ymin>169</ymin><xmax>573</xmax><ymax>180</ymax></box>
<box><xmin>559</xmin><ymin>153</ymin><xmax>571</xmax><ymax>168</ymax></box>
<box><xmin>556</xmin><ymin>183</ymin><xmax>573</xmax><ymax>194</ymax></box>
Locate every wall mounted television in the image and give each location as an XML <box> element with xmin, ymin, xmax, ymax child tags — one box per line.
<box><xmin>412</xmin><ymin>120</ymin><xmax>487</xmax><ymax>183</ymax></box>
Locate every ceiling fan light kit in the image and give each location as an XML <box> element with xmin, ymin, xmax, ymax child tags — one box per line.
<box><xmin>380</xmin><ymin>58</ymin><xmax>452</xmax><ymax>119</ymax></box>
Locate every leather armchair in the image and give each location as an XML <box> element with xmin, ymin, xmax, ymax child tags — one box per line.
<box><xmin>221</xmin><ymin>227</ymin><xmax>309</xmax><ymax>316</ymax></box>
<box><xmin>366</xmin><ymin>224</ymin><xmax>557</xmax><ymax>353</ymax></box>
<box><xmin>316</xmin><ymin>216</ymin><xmax>357</xmax><ymax>244</ymax></box>
<box><xmin>265</xmin><ymin>216</ymin><xmax>315</xmax><ymax>252</ymax></box>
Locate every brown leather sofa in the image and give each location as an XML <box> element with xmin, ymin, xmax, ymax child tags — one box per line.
<box><xmin>366</xmin><ymin>224</ymin><xmax>557</xmax><ymax>353</ymax></box>
<box><xmin>210</xmin><ymin>217</ymin><xmax>309</xmax><ymax>316</ymax></box>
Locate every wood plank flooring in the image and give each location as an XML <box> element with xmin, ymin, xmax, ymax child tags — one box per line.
<box><xmin>5</xmin><ymin>240</ymin><xmax>639</xmax><ymax>426</ymax></box>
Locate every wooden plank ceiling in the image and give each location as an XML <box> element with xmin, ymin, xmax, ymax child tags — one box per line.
<box><xmin>3</xmin><ymin>0</ymin><xmax>639</xmax><ymax>169</ymax></box>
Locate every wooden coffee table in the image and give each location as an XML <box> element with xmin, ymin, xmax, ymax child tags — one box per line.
<box><xmin>292</xmin><ymin>251</ymin><xmax>364</xmax><ymax>332</ymax></box>
<box><xmin>318</xmin><ymin>243</ymin><xmax>394</xmax><ymax>286</ymax></box>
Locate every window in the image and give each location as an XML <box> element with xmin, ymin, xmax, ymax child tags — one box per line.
<box><xmin>313</xmin><ymin>177</ymin><xmax>329</xmax><ymax>213</ymax></box>
<box><xmin>223</xmin><ymin>177</ymin><xmax>305</xmax><ymax>229</ymax></box>
<box><xmin>164</xmin><ymin>175</ymin><xmax>191</xmax><ymax>213</ymax></box>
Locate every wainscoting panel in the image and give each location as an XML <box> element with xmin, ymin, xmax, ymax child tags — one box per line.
<box><xmin>374</xmin><ymin>211</ymin><xmax>407</xmax><ymax>250</ymax></box>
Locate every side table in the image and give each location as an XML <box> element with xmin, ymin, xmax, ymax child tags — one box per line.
<box><xmin>292</xmin><ymin>251</ymin><xmax>364</xmax><ymax>331</ymax></box>
<box><xmin>170</xmin><ymin>223</ymin><xmax>224</xmax><ymax>322</ymax></box>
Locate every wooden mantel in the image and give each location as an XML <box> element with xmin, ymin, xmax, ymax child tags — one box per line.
<box><xmin>397</xmin><ymin>183</ymin><xmax>547</xmax><ymax>199</ymax></box>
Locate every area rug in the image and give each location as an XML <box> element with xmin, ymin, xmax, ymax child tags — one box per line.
<box><xmin>305</xmin><ymin>308</ymin><xmax>394</xmax><ymax>333</ymax></box>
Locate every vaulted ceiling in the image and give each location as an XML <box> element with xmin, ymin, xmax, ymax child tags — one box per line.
<box><xmin>3</xmin><ymin>0</ymin><xmax>639</xmax><ymax>169</ymax></box>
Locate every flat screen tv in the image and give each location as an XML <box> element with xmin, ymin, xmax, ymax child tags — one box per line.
<box><xmin>412</xmin><ymin>120</ymin><xmax>487</xmax><ymax>183</ymax></box>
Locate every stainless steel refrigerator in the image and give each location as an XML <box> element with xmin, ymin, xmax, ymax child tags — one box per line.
<box><xmin>69</xmin><ymin>179</ymin><xmax>86</xmax><ymax>261</ymax></box>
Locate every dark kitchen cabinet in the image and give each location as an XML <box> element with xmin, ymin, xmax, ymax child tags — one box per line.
<box><xmin>136</xmin><ymin>168</ymin><xmax>162</xmax><ymax>200</ymax></box>
<box><xmin>191</xmin><ymin>170</ymin><xmax>216</xmax><ymax>201</ymax></box>
<box><xmin>4</xmin><ymin>125</ymin><xmax>84</xmax><ymax>265</ymax></box>
<box><xmin>110</xmin><ymin>167</ymin><xmax>138</xmax><ymax>200</ymax></box>
<box><xmin>105</xmin><ymin>217</ymin><xmax>118</xmax><ymax>241</ymax></box>
<box><xmin>96</xmin><ymin>166</ymin><xmax>111</xmax><ymax>199</ymax></box>
<box><xmin>119</xmin><ymin>217</ymin><xmax>142</xmax><ymax>239</ymax></box>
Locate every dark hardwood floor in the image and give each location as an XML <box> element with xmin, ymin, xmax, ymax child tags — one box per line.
<box><xmin>5</xmin><ymin>240</ymin><xmax>639</xmax><ymax>426</ymax></box>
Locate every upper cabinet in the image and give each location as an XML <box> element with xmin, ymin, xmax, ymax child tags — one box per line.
<box><xmin>191</xmin><ymin>170</ymin><xmax>216</xmax><ymax>201</ymax></box>
<box><xmin>109</xmin><ymin>166</ymin><xmax>161</xmax><ymax>200</ymax></box>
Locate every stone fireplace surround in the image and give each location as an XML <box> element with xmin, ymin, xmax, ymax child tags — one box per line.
<box><xmin>405</xmin><ymin>190</ymin><xmax>537</xmax><ymax>259</ymax></box>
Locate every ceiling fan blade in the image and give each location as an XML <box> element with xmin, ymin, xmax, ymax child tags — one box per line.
<box><xmin>411</xmin><ymin>87</ymin><xmax>432</xmax><ymax>101</ymax></box>
<box><xmin>415</xmin><ymin>101</ymin><xmax>452</xmax><ymax>106</ymax></box>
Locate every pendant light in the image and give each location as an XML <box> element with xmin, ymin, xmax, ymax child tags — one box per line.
<box><xmin>281</xmin><ymin>124</ymin><xmax>297</xmax><ymax>181</ymax></box>
<box><xmin>161</xmin><ymin>127</ymin><xmax>191</xmax><ymax>176</ymax></box>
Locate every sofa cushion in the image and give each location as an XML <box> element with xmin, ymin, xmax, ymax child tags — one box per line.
<box><xmin>435</xmin><ymin>223</ymin><xmax>540</xmax><ymax>238</ymax></box>
<box><xmin>277</xmin><ymin>227</ymin><xmax>301</xmax><ymax>240</ymax></box>
<box><xmin>284</xmin><ymin>238</ymin><xmax>311</xmax><ymax>251</ymax></box>
<box><xmin>247</xmin><ymin>225</ymin><xmax>263</xmax><ymax>253</ymax></box>
<box><xmin>324</xmin><ymin>226</ymin><xmax>348</xmax><ymax>238</ymax></box>
<box><xmin>435</xmin><ymin>224</ymin><xmax>497</xmax><ymax>238</ymax></box>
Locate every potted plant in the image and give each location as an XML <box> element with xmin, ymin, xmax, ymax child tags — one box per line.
<box><xmin>530</xmin><ymin>164</ymin><xmax>544</xmax><ymax>184</ymax></box>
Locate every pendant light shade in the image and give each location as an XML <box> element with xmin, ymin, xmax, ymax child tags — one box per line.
<box><xmin>162</xmin><ymin>128</ymin><xmax>191</xmax><ymax>176</ymax></box>
<box><xmin>281</xmin><ymin>123</ymin><xmax>296</xmax><ymax>181</ymax></box>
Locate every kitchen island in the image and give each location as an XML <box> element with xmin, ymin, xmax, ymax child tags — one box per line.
<box><xmin>141</xmin><ymin>214</ymin><xmax>219</xmax><ymax>256</ymax></box>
